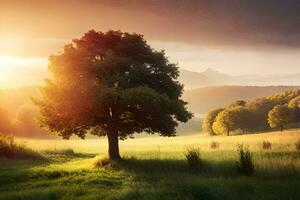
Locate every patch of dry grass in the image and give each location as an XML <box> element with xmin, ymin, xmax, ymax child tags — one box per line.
<box><xmin>17</xmin><ymin>130</ymin><xmax>300</xmax><ymax>153</ymax></box>
<box><xmin>0</xmin><ymin>133</ymin><xmax>42</xmax><ymax>160</ymax></box>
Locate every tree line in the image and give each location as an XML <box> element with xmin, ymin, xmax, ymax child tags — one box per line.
<box><xmin>203</xmin><ymin>90</ymin><xmax>300</xmax><ymax>136</ymax></box>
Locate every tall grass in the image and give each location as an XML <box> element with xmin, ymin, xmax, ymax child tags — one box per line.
<box><xmin>185</xmin><ymin>147</ymin><xmax>204</xmax><ymax>170</ymax></box>
<box><xmin>236</xmin><ymin>144</ymin><xmax>254</xmax><ymax>176</ymax></box>
<box><xmin>210</xmin><ymin>141</ymin><xmax>219</xmax><ymax>149</ymax></box>
<box><xmin>0</xmin><ymin>133</ymin><xmax>42</xmax><ymax>160</ymax></box>
<box><xmin>262</xmin><ymin>140</ymin><xmax>272</xmax><ymax>150</ymax></box>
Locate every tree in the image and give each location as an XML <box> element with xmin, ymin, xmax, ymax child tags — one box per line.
<box><xmin>288</xmin><ymin>96</ymin><xmax>300</xmax><ymax>122</ymax></box>
<box><xmin>202</xmin><ymin>108</ymin><xmax>223</xmax><ymax>136</ymax></box>
<box><xmin>248</xmin><ymin>98</ymin><xmax>274</xmax><ymax>130</ymax></box>
<box><xmin>211</xmin><ymin>105</ymin><xmax>252</xmax><ymax>136</ymax></box>
<box><xmin>228</xmin><ymin>100</ymin><xmax>246</xmax><ymax>108</ymax></box>
<box><xmin>268</xmin><ymin>104</ymin><xmax>294</xmax><ymax>131</ymax></box>
<box><xmin>288</xmin><ymin>96</ymin><xmax>300</xmax><ymax>109</ymax></box>
<box><xmin>212</xmin><ymin>108</ymin><xmax>237</xmax><ymax>136</ymax></box>
<box><xmin>232</xmin><ymin>106</ymin><xmax>253</xmax><ymax>134</ymax></box>
<box><xmin>35</xmin><ymin>30</ymin><xmax>192</xmax><ymax>160</ymax></box>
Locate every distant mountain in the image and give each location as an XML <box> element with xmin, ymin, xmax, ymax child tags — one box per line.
<box><xmin>177</xmin><ymin>69</ymin><xmax>211</xmax><ymax>88</ymax></box>
<box><xmin>179</xmin><ymin>68</ymin><xmax>300</xmax><ymax>89</ymax></box>
<box><xmin>201</xmin><ymin>68</ymin><xmax>232</xmax><ymax>83</ymax></box>
<box><xmin>183</xmin><ymin>85</ymin><xmax>300</xmax><ymax>114</ymax></box>
<box><xmin>178</xmin><ymin>68</ymin><xmax>231</xmax><ymax>88</ymax></box>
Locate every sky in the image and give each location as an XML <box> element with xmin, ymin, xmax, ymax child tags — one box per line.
<box><xmin>0</xmin><ymin>0</ymin><xmax>299</xmax><ymax>88</ymax></box>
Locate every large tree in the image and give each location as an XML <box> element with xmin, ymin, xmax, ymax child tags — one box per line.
<box><xmin>35</xmin><ymin>30</ymin><xmax>192</xmax><ymax>159</ymax></box>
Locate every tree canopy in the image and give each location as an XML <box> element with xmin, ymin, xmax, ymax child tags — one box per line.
<box><xmin>202</xmin><ymin>108</ymin><xmax>223</xmax><ymax>136</ymax></box>
<box><xmin>268</xmin><ymin>105</ymin><xmax>294</xmax><ymax>131</ymax></box>
<box><xmin>35</xmin><ymin>30</ymin><xmax>192</xmax><ymax>159</ymax></box>
<box><xmin>212</xmin><ymin>108</ymin><xmax>238</xmax><ymax>136</ymax></box>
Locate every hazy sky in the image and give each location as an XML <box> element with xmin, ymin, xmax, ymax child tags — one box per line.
<box><xmin>0</xmin><ymin>0</ymin><xmax>299</xmax><ymax>88</ymax></box>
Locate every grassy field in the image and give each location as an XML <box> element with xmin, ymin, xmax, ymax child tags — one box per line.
<box><xmin>1</xmin><ymin>130</ymin><xmax>300</xmax><ymax>200</ymax></box>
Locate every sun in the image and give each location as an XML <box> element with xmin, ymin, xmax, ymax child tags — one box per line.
<box><xmin>0</xmin><ymin>55</ymin><xmax>48</xmax><ymax>89</ymax></box>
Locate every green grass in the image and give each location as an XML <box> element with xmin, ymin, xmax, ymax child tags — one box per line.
<box><xmin>0</xmin><ymin>130</ymin><xmax>300</xmax><ymax>200</ymax></box>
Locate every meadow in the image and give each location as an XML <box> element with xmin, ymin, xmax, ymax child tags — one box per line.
<box><xmin>0</xmin><ymin>130</ymin><xmax>300</xmax><ymax>200</ymax></box>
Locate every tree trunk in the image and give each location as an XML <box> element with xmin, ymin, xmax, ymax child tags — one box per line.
<box><xmin>280</xmin><ymin>126</ymin><xmax>283</xmax><ymax>132</ymax></box>
<box><xmin>107</xmin><ymin>132</ymin><xmax>121</xmax><ymax>160</ymax></box>
<box><xmin>227</xmin><ymin>128</ymin><xmax>230</xmax><ymax>136</ymax></box>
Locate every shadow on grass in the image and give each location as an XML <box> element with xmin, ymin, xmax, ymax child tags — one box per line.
<box><xmin>103</xmin><ymin>153</ymin><xmax>300</xmax><ymax>180</ymax></box>
<box><xmin>255</xmin><ymin>151</ymin><xmax>300</xmax><ymax>159</ymax></box>
<box><xmin>106</xmin><ymin>157</ymin><xmax>238</xmax><ymax>179</ymax></box>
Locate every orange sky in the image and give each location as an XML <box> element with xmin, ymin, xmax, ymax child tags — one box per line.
<box><xmin>0</xmin><ymin>0</ymin><xmax>299</xmax><ymax>88</ymax></box>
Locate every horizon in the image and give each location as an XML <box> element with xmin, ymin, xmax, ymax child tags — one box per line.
<box><xmin>2</xmin><ymin>64</ymin><xmax>300</xmax><ymax>89</ymax></box>
<box><xmin>2</xmin><ymin>65</ymin><xmax>300</xmax><ymax>90</ymax></box>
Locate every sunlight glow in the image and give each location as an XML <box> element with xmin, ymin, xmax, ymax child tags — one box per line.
<box><xmin>0</xmin><ymin>55</ymin><xmax>48</xmax><ymax>89</ymax></box>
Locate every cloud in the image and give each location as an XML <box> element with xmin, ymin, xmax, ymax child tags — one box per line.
<box><xmin>105</xmin><ymin>0</ymin><xmax>300</xmax><ymax>49</ymax></box>
<box><xmin>0</xmin><ymin>0</ymin><xmax>299</xmax><ymax>56</ymax></box>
